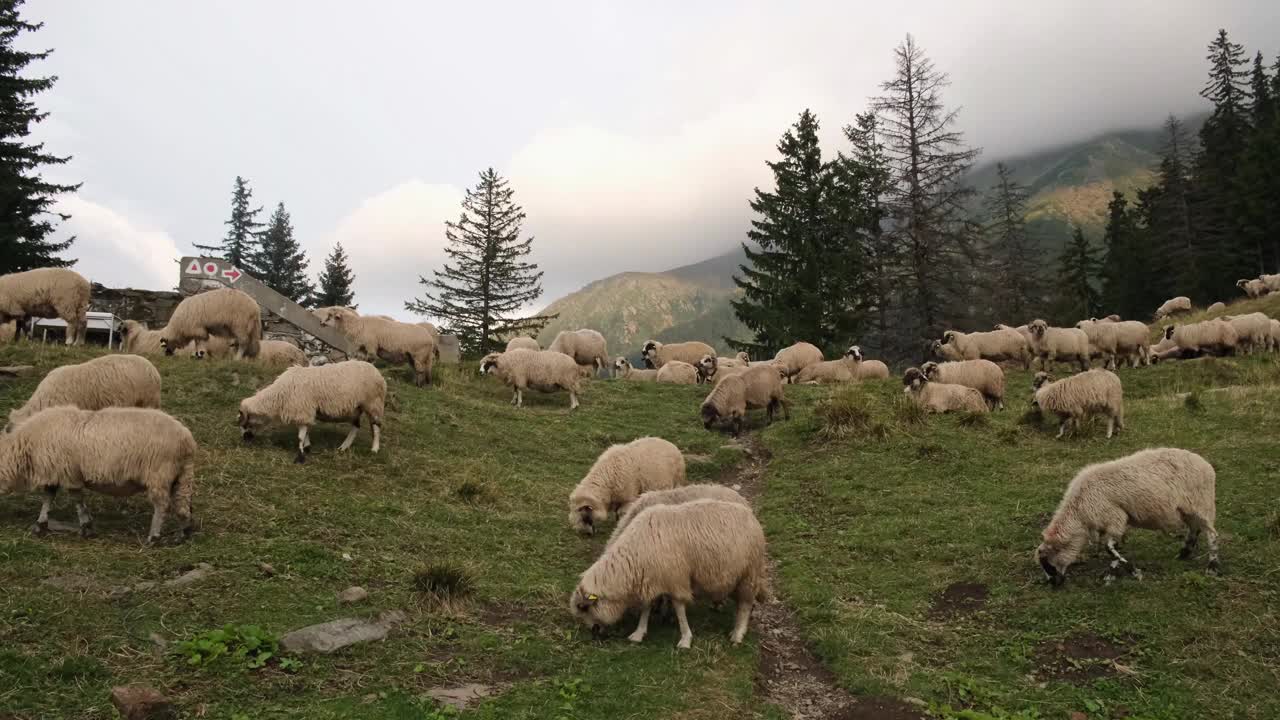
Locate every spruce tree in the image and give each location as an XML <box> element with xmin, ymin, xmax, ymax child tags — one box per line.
<box><xmin>314</xmin><ymin>243</ymin><xmax>356</xmax><ymax>308</ymax></box>
<box><xmin>252</xmin><ymin>203</ymin><xmax>314</xmax><ymax>305</ymax></box>
<box><xmin>1100</xmin><ymin>192</ymin><xmax>1145</xmax><ymax>318</ymax></box>
<box><xmin>1249</xmin><ymin>51</ymin><xmax>1274</xmax><ymax>125</ymax></box>
<box><xmin>0</xmin><ymin>0</ymin><xmax>80</xmax><ymax>274</ymax></box>
<box><xmin>406</xmin><ymin>168</ymin><xmax>551</xmax><ymax>354</ymax></box>
<box><xmin>195</xmin><ymin>176</ymin><xmax>264</xmax><ymax>272</ymax></box>
<box><xmin>1149</xmin><ymin>115</ymin><xmax>1198</xmax><ymax>293</ymax></box>
<box><xmin>981</xmin><ymin>163</ymin><xmax>1041</xmax><ymax>323</ymax></box>
<box><xmin>872</xmin><ymin>35</ymin><xmax>981</xmax><ymax>341</ymax></box>
<box><xmin>839</xmin><ymin>111</ymin><xmax>896</xmax><ymax>357</ymax></box>
<box><xmin>1053</xmin><ymin>227</ymin><xmax>1102</xmax><ymax>324</ymax></box>
<box><xmin>1239</xmin><ymin>54</ymin><xmax>1280</xmax><ymax>272</ymax></box>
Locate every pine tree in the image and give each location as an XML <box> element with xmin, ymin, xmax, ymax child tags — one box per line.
<box><xmin>1100</xmin><ymin>192</ymin><xmax>1145</xmax><ymax>318</ymax></box>
<box><xmin>731</xmin><ymin>110</ymin><xmax>863</xmax><ymax>357</ymax></box>
<box><xmin>195</xmin><ymin>176</ymin><xmax>264</xmax><ymax>272</ymax></box>
<box><xmin>1239</xmin><ymin>53</ymin><xmax>1280</xmax><ymax>272</ymax></box>
<box><xmin>839</xmin><ymin>111</ymin><xmax>896</xmax><ymax>357</ymax></box>
<box><xmin>406</xmin><ymin>168</ymin><xmax>551</xmax><ymax>354</ymax></box>
<box><xmin>0</xmin><ymin>0</ymin><xmax>80</xmax><ymax>274</ymax></box>
<box><xmin>872</xmin><ymin>34</ymin><xmax>981</xmax><ymax>341</ymax></box>
<box><xmin>1249</xmin><ymin>51</ymin><xmax>1274</xmax><ymax>125</ymax></box>
<box><xmin>1148</xmin><ymin>115</ymin><xmax>1198</xmax><ymax>292</ymax></box>
<box><xmin>981</xmin><ymin>163</ymin><xmax>1041</xmax><ymax>323</ymax></box>
<box><xmin>1053</xmin><ymin>227</ymin><xmax>1102</xmax><ymax>324</ymax></box>
<box><xmin>252</xmin><ymin>203</ymin><xmax>314</xmax><ymax>305</ymax></box>
<box><xmin>313</xmin><ymin>242</ymin><xmax>356</xmax><ymax>308</ymax></box>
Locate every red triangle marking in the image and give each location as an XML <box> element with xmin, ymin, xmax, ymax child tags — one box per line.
<box><xmin>186</xmin><ymin>260</ymin><xmax>202</xmax><ymax>273</ymax></box>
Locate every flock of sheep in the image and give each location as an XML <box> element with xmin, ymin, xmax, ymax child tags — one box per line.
<box><xmin>0</xmin><ymin>263</ymin><xmax>1269</xmax><ymax>648</ymax></box>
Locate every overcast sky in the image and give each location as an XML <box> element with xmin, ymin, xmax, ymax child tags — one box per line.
<box><xmin>23</xmin><ymin>1</ymin><xmax>1280</xmax><ymax>317</ymax></box>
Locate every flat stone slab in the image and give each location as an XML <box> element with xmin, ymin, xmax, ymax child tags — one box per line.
<box><xmin>280</xmin><ymin>610</ymin><xmax>406</xmax><ymax>654</ymax></box>
<box><xmin>427</xmin><ymin>683</ymin><xmax>502</xmax><ymax>710</ymax></box>
<box><xmin>165</xmin><ymin>563</ymin><xmax>214</xmax><ymax>588</ymax></box>
<box><xmin>0</xmin><ymin>365</ymin><xmax>35</xmax><ymax>378</ymax></box>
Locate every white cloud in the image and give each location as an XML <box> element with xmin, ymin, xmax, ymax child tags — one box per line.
<box><xmin>55</xmin><ymin>196</ymin><xmax>183</xmax><ymax>290</ymax></box>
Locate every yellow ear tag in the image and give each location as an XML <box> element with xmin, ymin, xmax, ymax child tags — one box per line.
<box><xmin>587</xmin><ymin>594</ymin><xmax>598</xmax><ymax>601</ymax></box>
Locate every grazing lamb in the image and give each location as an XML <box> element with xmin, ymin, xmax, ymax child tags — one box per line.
<box><xmin>613</xmin><ymin>357</ymin><xmax>657</xmax><ymax>381</ymax></box>
<box><xmin>0</xmin><ymin>268</ymin><xmax>91</xmax><ymax>346</ymax></box>
<box><xmin>0</xmin><ymin>406</ymin><xmax>196</xmax><ymax>543</ymax></box>
<box><xmin>920</xmin><ymin>359</ymin><xmax>1004</xmax><ymax>410</ymax></box>
<box><xmin>1236</xmin><ymin>278</ymin><xmax>1269</xmax><ymax>299</ymax></box>
<box><xmin>1028</xmin><ymin>319</ymin><xmax>1090</xmax><ymax>372</ymax></box>
<box><xmin>6</xmin><ymin>354</ymin><xmax>162</xmax><ymax>431</ymax></box>
<box><xmin>567</xmin><ymin>436</ymin><xmax>686</xmax><ymax>536</ymax></box>
<box><xmin>796</xmin><ymin>346</ymin><xmax>889</xmax><ymax>383</ymax></box>
<box><xmin>700</xmin><ymin>366</ymin><xmax>789</xmax><ymax>436</ymax></box>
<box><xmin>606</xmin><ymin>484</ymin><xmax>751</xmax><ymax>547</ymax></box>
<box><xmin>641</xmin><ymin>340</ymin><xmax>716</xmax><ymax>370</ymax></box>
<box><xmin>1037</xmin><ymin>448</ymin><xmax>1218</xmax><ymax>586</ymax></box>
<box><xmin>570</xmin><ymin>499</ymin><xmax>768</xmax><ymax>649</ymax></box>
<box><xmin>505</xmin><ymin>336</ymin><xmax>540</xmax><ymax>352</ymax></box>
<box><xmin>238</xmin><ymin>360</ymin><xmax>387</xmax><ymax>463</ymax></box>
<box><xmin>1221</xmin><ymin>313</ymin><xmax>1271</xmax><ymax>354</ymax></box>
<box><xmin>255</xmin><ymin>339</ymin><xmax>308</xmax><ymax>368</ymax></box>
<box><xmin>1163</xmin><ymin>319</ymin><xmax>1239</xmax><ymax>357</ymax></box>
<box><xmin>941</xmin><ymin>328</ymin><xmax>1032</xmax><ymax>369</ymax></box>
<box><xmin>1032</xmin><ymin>369</ymin><xmax>1123</xmax><ymax>439</ymax></box>
<box><xmin>549</xmin><ymin>329</ymin><xmax>608</xmax><ymax>376</ymax></box>
<box><xmin>771</xmin><ymin>342</ymin><xmax>824</xmax><ymax>382</ymax></box>
<box><xmin>315</xmin><ymin>306</ymin><xmax>436</xmax><ymax>386</ymax></box>
<box><xmin>656</xmin><ymin>361</ymin><xmax>699</xmax><ymax>384</ymax></box>
<box><xmin>1154</xmin><ymin>296</ymin><xmax>1192</xmax><ymax>320</ymax></box>
<box><xmin>161</xmin><ymin>288</ymin><xmax>262</xmax><ymax>359</ymax></box>
<box><xmin>901</xmin><ymin>367</ymin><xmax>987</xmax><ymax>414</ymax></box>
<box><xmin>479</xmin><ymin>349</ymin><xmax>582</xmax><ymax>409</ymax></box>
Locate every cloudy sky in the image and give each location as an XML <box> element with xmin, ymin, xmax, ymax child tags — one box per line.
<box><xmin>23</xmin><ymin>1</ymin><xmax>1279</xmax><ymax>317</ymax></box>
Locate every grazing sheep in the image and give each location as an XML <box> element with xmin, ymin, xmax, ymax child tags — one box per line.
<box><xmin>161</xmin><ymin>288</ymin><xmax>263</xmax><ymax>359</ymax></box>
<box><xmin>0</xmin><ymin>406</ymin><xmax>196</xmax><ymax>543</ymax></box>
<box><xmin>613</xmin><ymin>357</ymin><xmax>658</xmax><ymax>381</ymax></box>
<box><xmin>920</xmin><ymin>359</ymin><xmax>1004</xmax><ymax>410</ymax></box>
<box><xmin>0</xmin><ymin>268</ymin><xmax>91</xmax><ymax>345</ymax></box>
<box><xmin>796</xmin><ymin>345</ymin><xmax>890</xmax><ymax>383</ymax></box>
<box><xmin>505</xmin><ymin>336</ymin><xmax>540</xmax><ymax>352</ymax></box>
<box><xmin>1236</xmin><ymin>278</ymin><xmax>1269</xmax><ymax>299</ymax></box>
<box><xmin>1206</xmin><ymin>301</ymin><xmax>1227</xmax><ymax>314</ymax></box>
<box><xmin>1163</xmin><ymin>319</ymin><xmax>1239</xmax><ymax>357</ymax></box>
<box><xmin>656</xmin><ymin>361</ymin><xmax>699</xmax><ymax>384</ymax></box>
<box><xmin>6</xmin><ymin>354</ymin><xmax>162</xmax><ymax>431</ymax></box>
<box><xmin>315</xmin><ymin>306</ymin><xmax>436</xmax><ymax>386</ymax></box>
<box><xmin>567</xmin><ymin>436</ymin><xmax>686</xmax><ymax>536</ymax></box>
<box><xmin>570</xmin><ymin>499</ymin><xmax>768</xmax><ymax>649</ymax></box>
<box><xmin>255</xmin><ymin>339</ymin><xmax>308</xmax><ymax>368</ymax></box>
<box><xmin>1260</xmin><ymin>274</ymin><xmax>1280</xmax><ymax>293</ymax></box>
<box><xmin>640</xmin><ymin>340</ymin><xmax>716</xmax><ymax>371</ymax></box>
<box><xmin>119</xmin><ymin>320</ymin><xmax>233</xmax><ymax>358</ymax></box>
<box><xmin>1221</xmin><ymin>313</ymin><xmax>1271</xmax><ymax>354</ymax></box>
<box><xmin>901</xmin><ymin>367</ymin><xmax>987</xmax><ymax>414</ymax></box>
<box><xmin>549</xmin><ymin>329</ymin><xmax>609</xmax><ymax>376</ymax></box>
<box><xmin>1154</xmin><ymin>296</ymin><xmax>1192</xmax><ymax>319</ymax></box>
<box><xmin>770</xmin><ymin>342</ymin><xmax>824</xmax><ymax>382</ymax></box>
<box><xmin>1028</xmin><ymin>319</ymin><xmax>1090</xmax><ymax>372</ymax></box>
<box><xmin>1075</xmin><ymin>318</ymin><xmax>1150</xmax><ymax>368</ymax></box>
<box><xmin>1037</xmin><ymin>448</ymin><xmax>1218</xmax><ymax>586</ymax></box>
<box><xmin>417</xmin><ymin>321</ymin><xmax>440</xmax><ymax>338</ymax></box>
<box><xmin>1032</xmin><ymin>369</ymin><xmax>1123</xmax><ymax>439</ymax></box>
<box><xmin>238</xmin><ymin>360</ymin><xmax>387</xmax><ymax>463</ymax></box>
<box><xmin>942</xmin><ymin>328</ymin><xmax>1032</xmax><ymax>369</ymax></box>
<box><xmin>607</xmin><ymin>484</ymin><xmax>751</xmax><ymax>547</ymax></box>
<box><xmin>700</xmin><ymin>366</ymin><xmax>789</xmax><ymax>436</ymax></box>
<box><xmin>479</xmin><ymin>349</ymin><xmax>582</xmax><ymax>409</ymax></box>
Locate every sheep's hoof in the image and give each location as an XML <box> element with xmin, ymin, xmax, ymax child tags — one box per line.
<box><xmin>32</xmin><ymin>521</ymin><xmax>48</xmax><ymax>537</ymax></box>
<box><xmin>627</xmin><ymin>632</ymin><xmax>646</xmax><ymax>643</ymax></box>
<box><xmin>1208</xmin><ymin>560</ymin><xmax>1222</xmax><ymax>575</ymax></box>
<box><xmin>676</xmin><ymin>638</ymin><xmax>692</xmax><ymax>650</ymax></box>
<box><xmin>79</xmin><ymin>525</ymin><xmax>96</xmax><ymax>539</ymax></box>
<box><xmin>145</xmin><ymin>534</ymin><xmax>161</xmax><ymax>546</ymax></box>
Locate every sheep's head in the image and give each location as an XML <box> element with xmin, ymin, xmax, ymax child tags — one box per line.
<box><xmin>1032</xmin><ymin>371</ymin><xmax>1052</xmax><ymax>391</ymax></box>
<box><xmin>736</xmin><ymin>351</ymin><xmax>751</xmax><ymax>364</ymax></box>
<box><xmin>568</xmin><ymin>498</ymin><xmax>607</xmax><ymax>535</ymax></box>
<box><xmin>640</xmin><ymin>340</ymin><xmax>659</xmax><ymax>362</ymax></box>
<box><xmin>1237</xmin><ymin>279</ymin><xmax>1248</xmax><ymax>289</ymax></box>
<box><xmin>612</xmin><ymin>357</ymin><xmax>629</xmax><ymax>377</ymax></box>
<box><xmin>696</xmin><ymin>354</ymin><xmax>717</xmax><ymax>379</ymax></box>
<box><xmin>902</xmin><ymin>367</ymin><xmax>925</xmax><ymax>392</ymax></box>
<box><xmin>479</xmin><ymin>352</ymin><xmax>502</xmax><ymax>375</ymax></box>
<box><xmin>700</xmin><ymin>401</ymin><xmax>721</xmax><ymax>429</ymax></box>
<box><xmin>237</xmin><ymin>402</ymin><xmax>268</xmax><ymax>441</ymax></box>
<box><xmin>158</xmin><ymin>336</ymin><xmax>174</xmax><ymax>356</ymax></box>
<box><xmin>845</xmin><ymin>345</ymin><xmax>863</xmax><ymax>362</ymax></box>
<box><xmin>941</xmin><ymin>331</ymin><xmax>957</xmax><ymax>345</ymax></box>
<box><xmin>920</xmin><ymin>361</ymin><xmax>939</xmax><ymax>380</ymax></box>
<box><xmin>570</xmin><ymin>585</ymin><xmax>625</xmax><ymax>636</ymax></box>
<box><xmin>1036</xmin><ymin>525</ymin><xmax>1086</xmax><ymax>588</ymax></box>
<box><xmin>1163</xmin><ymin>326</ymin><xmax>1176</xmax><ymax>340</ymax></box>
<box><xmin>1029</xmin><ymin>319</ymin><xmax>1049</xmax><ymax>339</ymax></box>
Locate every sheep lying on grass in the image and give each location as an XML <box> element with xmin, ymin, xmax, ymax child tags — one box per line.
<box><xmin>700</xmin><ymin>366</ymin><xmax>789</xmax><ymax>436</ymax></box>
<box><xmin>316</xmin><ymin>307</ymin><xmax>436</xmax><ymax>387</ymax></box>
<box><xmin>902</xmin><ymin>367</ymin><xmax>987</xmax><ymax>414</ymax></box>
<box><xmin>505</xmin><ymin>336</ymin><xmax>540</xmax><ymax>352</ymax></box>
<box><xmin>0</xmin><ymin>268</ymin><xmax>91</xmax><ymax>346</ymax></box>
<box><xmin>549</xmin><ymin>329</ymin><xmax>608</xmax><ymax>376</ymax></box>
<box><xmin>641</xmin><ymin>340</ymin><xmax>715</xmax><ymax>370</ymax></box>
<box><xmin>796</xmin><ymin>346</ymin><xmax>889</xmax><ymax>383</ymax></box>
<box><xmin>1154</xmin><ymin>296</ymin><xmax>1192</xmax><ymax>319</ymax></box>
<box><xmin>567</xmin><ymin>436</ymin><xmax>685</xmax><ymax>536</ymax></box>
<box><xmin>771</xmin><ymin>342</ymin><xmax>824</xmax><ymax>382</ymax></box>
<box><xmin>1032</xmin><ymin>369</ymin><xmax>1123</xmax><ymax>439</ymax></box>
<box><xmin>255</xmin><ymin>339</ymin><xmax>308</xmax><ymax>368</ymax></box>
<box><xmin>571</xmin><ymin>499</ymin><xmax>768</xmax><ymax>649</ymax></box>
<box><xmin>161</xmin><ymin>288</ymin><xmax>262</xmax><ymax>359</ymax></box>
<box><xmin>1037</xmin><ymin>448</ymin><xmax>1218</xmax><ymax>586</ymax></box>
<box><xmin>1028</xmin><ymin>319</ymin><xmax>1090</xmax><ymax>372</ymax></box>
<box><xmin>239</xmin><ymin>360</ymin><xmax>387</xmax><ymax>463</ymax></box>
<box><xmin>606</xmin><ymin>484</ymin><xmax>750</xmax><ymax>547</ymax></box>
<box><xmin>0</xmin><ymin>406</ymin><xmax>196</xmax><ymax>543</ymax></box>
<box><xmin>613</xmin><ymin>357</ymin><xmax>657</xmax><ymax>381</ymax></box>
<box><xmin>656</xmin><ymin>361</ymin><xmax>699</xmax><ymax>384</ymax></box>
<box><xmin>1206</xmin><ymin>301</ymin><xmax>1226</xmax><ymax>314</ymax></box>
<box><xmin>6</xmin><ymin>354</ymin><xmax>162</xmax><ymax>431</ymax></box>
<box><xmin>480</xmin><ymin>349</ymin><xmax>582</xmax><ymax>409</ymax></box>
<box><xmin>920</xmin><ymin>359</ymin><xmax>1004</xmax><ymax>410</ymax></box>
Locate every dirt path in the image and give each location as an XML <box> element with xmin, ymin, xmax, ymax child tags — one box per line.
<box><xmin>728</xmin><ymin>436</ymin><xmax>925</xmax><ymax>720</ymax></box>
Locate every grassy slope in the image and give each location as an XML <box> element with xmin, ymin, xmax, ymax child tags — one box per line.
<box><xmin>0</xmin><ymin>348</ymin><xmax>760</xmax><ymax>719</ymax></box>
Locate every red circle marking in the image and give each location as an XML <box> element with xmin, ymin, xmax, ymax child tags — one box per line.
<box><xmin>205</xmin><ymin>263</ymin><xmax>217</xmax><ymax>274</ymax></box>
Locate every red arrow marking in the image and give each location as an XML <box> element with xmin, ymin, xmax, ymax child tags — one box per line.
<box><xmin>222</xmin><ymin>268</ymin><xmax>242</xmax><ymax>282</ymax></box>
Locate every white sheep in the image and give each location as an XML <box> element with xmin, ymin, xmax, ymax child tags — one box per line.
<box><xmin>771</xmin><ymin>342</ymin><xmax>824</xmax><ymax>382</ymax></box>
<box><xmin>567</xmin><ymin>436</ymin><xmax>686</xmax><ymax>535</ymax></box>
<box><xmin>315</xmin><ymin>306</ymin><xmax>436</xmax><ymax>386</ymax></box>
<box><xmin>505</xmin><ymin>336</ymin><xmax>540</xmax><ymax>352</ymax></box>
<box><xmin>700</xmin><ymin>366</ymin><xmax>789</xmax><ymax>436</ymax></box>
<box><xmin>238</xmin><ymin>360</ymin><xmax>387</xmax><ymax>463</ymax></box>
<box><xmin>161</xmin><ymin>288</ymin><xmax>263</xmax><ymax>359</ymax></box>
<box><xmin>1032</xmin><ymin>369</ymin><xmax>1123</xmax><ymax>439</ymax></box>
<box><xmin>6</xmin><ymin>354</ymin><xmax>162</xmax><ymax>430</ymax></box>
<box><xmin>1236</xmin><ymin>278</ymin><xmax>1270</xmax><ymax>299</ymax></box>
<box><xmin>1163</xmin><ymin>319</ymin><xmax>1239</xmax><ymax>357</ymax></box>
<box><xmin>0</xmin><ymin>268</ymin><xmax>91</xmax><ymax>345</ymax></box>
<box><xmin>1153</xmin><ymin>296</ymin><xmax>1192</xmax><ymax>320</ymax></box>
<box><xmin>0</xmin><ymin>406</ymin><xmax>196</xmax><ymax>543</ymax></box>
<box><xmin>570</xmin><ymin>499</ymin><xmax>769</xmax><ymax>649</ymax></box>
<box><xmin>606</xmin><ymin>484</ymin><xmax>750</xmax><ymax>547</ymax></box>
<box><xmin>901</xmin><ymin>367</ymin><xmax>987</xmax><ymax>414</ymax></box>
<box><xmin>795</xmin><ymin>345</ymin><xmax>888</xmax><ymax>383</ymax></box>
<box><xmin>1028</xmin><ymin>319</ymin><xmax>1090</xmax><ymax>372</ymax></box>
<box><xmin>656</xmin><ymin>361</ymin><xmax>699</xmax><ymax>384</ymax></box>
<box><xmin>479</xmin><ymin>348</ymin><xmax>582</xmax><ymax>409</ymax></box>
<box><xmin>1075</xmin><ymin>318</ymin><xmax>1150</xmax><ymax>368</ymax></box>
<box><xmin>549</xmin><ymin>329</ymin><xmax>608</xmax><ymax>376</ymax></box>
<box><xmin>255</xmin><ymin>339</ymin><xmax>309</xmax><ymax>368</ymax></box>
<box><xmin>941</xmin><ymin>328</ymin><xmax>1032</xmax><ymax>369</ymax></box>
<box><xmin>1260</xmin><ymin>274</ymin><xmax>1280</xmax><ymax>294</ymax></box>
<box><xmin>1270</xmin><ymin>318</ymin><xmax>1280</xmax><ymax>351</ymax></box>
<box><xmin>1221</xmin><ymin>312</ymin><xmax>1271</xmax><ymax>354</ymax></box>
<box><xmin>930</xmin><ymin>339</ymin><xmax>965</xmax><ymax>362</ymax></box>
<box><xmin>920</xmin><ymin>359</ymin><xmax>1004</xmax><ymax>410</ymax></box>
<box><xmin>119</xmin><ymin>320</ymin><xmax>233</xmax><ymax>358</ymax></box>
<box><xmin>1206</xmin><ymin>301</ymin><xmax>1227</xmax><ymax>314</ymax></box>
<box><xmin>641</xmin><ymin>340</ymin><xmax>716</xmax><ymax>370</ymax></box>
<box><xmin>613</xmin><ymin>357</ymin><xmax>657</xmax><ymax>381</ymax></box>
<box><xmin>1037</xmin><ymin>448</ymin><xmax>1218</xmax><ymax>586</ymax></box>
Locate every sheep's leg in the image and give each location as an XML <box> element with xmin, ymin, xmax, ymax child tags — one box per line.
<box><xmin>71</xmin><ymin>488</ymin><xmax>95</xmax><ymax>538</ymax></box>
<box><xmin>371</xmin><ymin>421</ymin><xmax>381</xmax><ymax>453</ymax></box>
<box><xmin>1105</xmin><ymin>415</ymin><xmax>1116</xmax><ymax>439</ymax></box>
<box><xmin>34</xmin><ymin>486</ymin><xmax>56</xmax><ymax>535</ymax></box>
<box><xmin>1055</xmin><ymin>417</ymin><xmax>1069</xmax><ymax>439</ymax></box>
<box><xmin>569</xmin><ymin>390</ymin><xmax>579</xmax><ymax>410</ymax></box>
<box><xmin>673</xmin><ymin>600</ymin><xmax>693</xmax><ymax>650</ymax></box>
<box><xmin>1178</xmin><ymin>526</ymin><xmax>1201</xmax><ymax>560</ymax></box>
<box><xmin>1102</xmin><ymin>537</ymin><xmax>1141</xmax><ymax>583</ymax></box>
<box><xmin>627</xmin><ymin>603</ymin><xmax>651</xmax><ymax>643</ymax></box>
<box><xmin>295</xmin><ymin>426</ymin><xmax>310</xmax><ymax>464</ymax></box>
<box><xmin>730</xmin><ymin>597</ymin><xmax>754</xmax><ymax>645</ymax></box>
<box><xmin>146</xmin><ymin>503</ymin><xmax>166</xmax><ymax>545</ymax></box>
<box><xmin>1206</xmin><ymin>526</ymin><xmax>1221</xmax><ymax>574</ymax></box>
<box><xmin>338</xmin><ymin>419</ymin><xmax>360</xmax><ymax>451</ymax></box>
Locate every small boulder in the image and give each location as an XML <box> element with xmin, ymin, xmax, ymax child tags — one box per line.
<box><xmin>165</xmin><ymin>563</ymin><xmax>213</xmax><ymax>588</ymax></box>
<box><xmin>427</xmin><ymin>683</ymin><xmax>500</xmax><ymax>711</ymax></box>
<box><xmin>257</xmin><ymin>562</ymin><xmax>276</xmax><ymax>577</ymax></box>
<box><xmin>337</xmin><ymin>586</ymin><xmax>368</xmax><ymax>605</ymax></box>
<box><xmin>110</xmin><ymin>685</ymin><xmax>175</xmax><ymax>720</ymax></box>
<box><xmin>280</xmin><ymin>610</ymin><xmax>406</xmax><ymax>654</ymax></box>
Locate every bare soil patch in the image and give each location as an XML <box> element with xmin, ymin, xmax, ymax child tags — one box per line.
<box><xmin>1034</xmin><ymin>632</ymin><xmax>1133</xmax><ymax>683</ymax></box>
<box><xmin>928</xmin><ymin>581</ymin><xmax>989</xmax><ymax>620</ymax></box>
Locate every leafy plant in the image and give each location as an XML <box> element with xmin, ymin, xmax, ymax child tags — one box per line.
<box><xmin>173</xmin><ymin>624</ymin><xmax>280</xmax><ymax>671</ymax></box>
